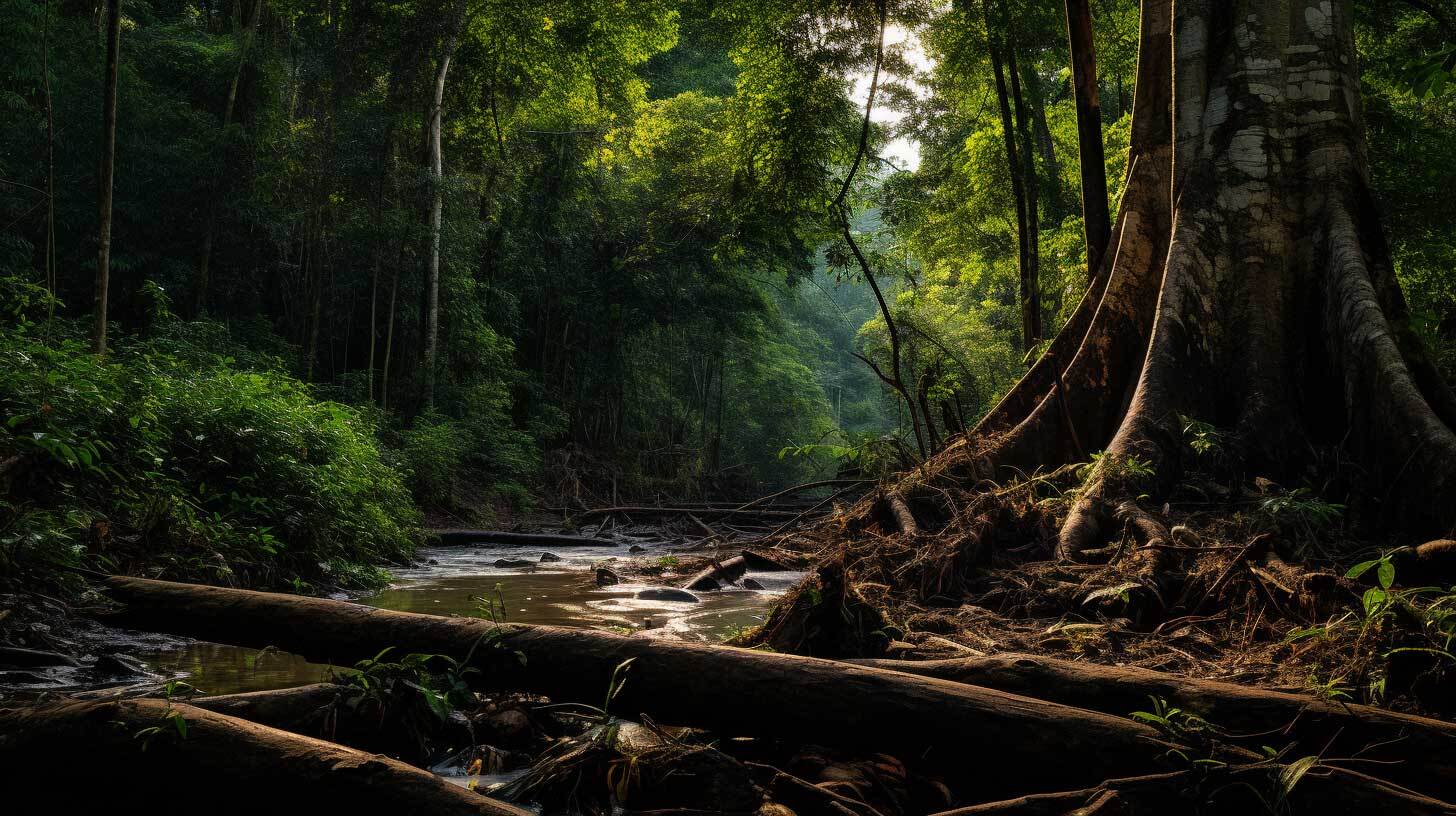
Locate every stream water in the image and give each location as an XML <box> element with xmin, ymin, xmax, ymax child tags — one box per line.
<box><xmin>129</xmin><ymin>537</ymin><xmax>800</xmax><ymax>696</ymax></box>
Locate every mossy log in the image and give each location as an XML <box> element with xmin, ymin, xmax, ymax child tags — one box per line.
<box><xmin>0</xmin><ymin>698</ymin><xmax>528</xmax><ymax>815</ymax></box>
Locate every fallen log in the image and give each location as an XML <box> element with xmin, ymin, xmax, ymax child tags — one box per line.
<box><xmin>679</xmin><ymin>548</ymin><xmax>796</xmax><ymax>590</ymax></box>
<box><xmin>185</xmin><ymin>682</ymin><xmax>476</xmax><ymax>760</ymax></box>
<box><xmin>97</xmin><ymin>575</ymin><xmax>1179</xmax><ymax>800</ymax></box>
<box><xmin>0</xmin><ymin>698</ymin><xmax>528</xmax><ymax>815</ymax></box>
<box><xmin>730</xmin><ymin>479</ymin><xmax>874</xmax><ymax>512</ymax></box>
<box><xmin>739</xmin><ymin>549</ymin><xmax>794</xmax><ymax>571</ymax></box>
<box><xmin>187</xmin><ymin>681</ymin><xmax>351</xmax><ymax>725</ymax></box>
<box><xmin>932</xmin><ymin>765</ymin><xmax>1455</xmax><ymax>815</ymax></box>
<box><xmin>431</xmin><ymin>529</ymin><xmax>615</xmax><ymax>548</ymax></box>
<box><xmin>852</xmin><ymin>654</ymin><xmax>1456</xmax><ymax>799</ymax></box>
<box><xmin>681</xmin><ymin>555</ymin><xmax>750</xmax><ymax>591</ymax></box>
<box><xmin>577</xmin><ymin>506</ymin><xmax>815</xmax><ymax>521</ymax></box>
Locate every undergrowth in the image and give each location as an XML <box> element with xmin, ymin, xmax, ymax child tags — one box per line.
<box><xmin>0</xmin><ymin>276</ymin><xmax>420</xmax><ymax>594</ymax></box>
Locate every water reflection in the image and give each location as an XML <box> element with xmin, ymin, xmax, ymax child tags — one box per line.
<box><xmin>133</xmin><ymin>541</ymin><xmax>799</xmax><ymax>696</ymax></box>
<box><xmin>136</xmin><ymin>642</ymin><xmax>337</xmax><ymax>696</ymax></box>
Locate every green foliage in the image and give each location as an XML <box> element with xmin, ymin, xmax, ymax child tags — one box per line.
<box><xmin>332</xmin><ymin>646</ymin><xmax>478</xmax><ymax>725</ymax></box>
<box><xmin>132</xmin><ymin>705</ymin><xmax>189</xmax><ymax>752</ymax></box>
<box><xmin>1258</xmin><ymin>488</ymin><xmax>1345</xmax><ymax>538</ymax></box>
<box><xmin>0</xmin><ymin>278</ymin><xmax>418</xmax><ymax>592</ymax></box>
<box><xmin>1285</xmin><ymin>554</ymin><xmax>1456</xmax><ymax>702</ymax></box>
<box><xmin>1401</xmin><ymin>45</ymin><xmax>1456</xmax><ymax>99</ymax></box>
<box><xmin>1129</xmin><ymin>695</ymin><xmax>1213</xmax><ymax>740</ymax></box>
<box><xmin>1179</xmin><ymin>414</ymin><xmax>1225</xmax><ymax>460</ymax></box>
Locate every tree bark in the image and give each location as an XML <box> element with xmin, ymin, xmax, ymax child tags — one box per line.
<box><xmin>93</xmin><ymin>0</ymin><xmax>122</xmax><ymax>355</ymax></box>
<box><xmin>984</xmin><ymin>6</ymin><xmax>1036</xmax><ymax>353</ymax></box>
<box><xmin>187</xmin><ymin>682</ymin><xmax>476</xmax><ymax>758</ymax></box>
<box><xmin>95</xmin><ymin>575</ymin><xmax>1183</xmax><ymax>800</ymax></box>
<box><xmin>852</xmin><ymin>653</ymin><xmax>1456</xmax><ymax>800</ymax></box>
<box><xmin>0</xmin><ymin>698</ymin><xmax>528</xmax><ymax>816</ymax></box>
<box><xmin>931</xmin><ymin>766</ymin><xmax>1454</xmax><ymax>816</ymax></box>
<box><xmin>945</xmin><ymin>0</ymin><xmax>1456</xmax><ymax>551</ymax></box>
<box><xmin>1007</xmin><ymin>44</ymin><xmax>1042</xmax><ymax>347</ymax></box>
<box><xmin>423</xmin><ymin>6</ymin><xmax>465</xmax><ymax>410</ymax></box>
<box><xmin>1064</xmin><ymin>0</ymin><xmax>1111</xmax><ymax>277</ymax></box>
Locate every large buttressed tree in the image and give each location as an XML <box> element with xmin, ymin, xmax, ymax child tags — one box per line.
<box><xmin>945</xmin><ymin>0</ymin><xmax>1456</xmax><ymax>560</ymax></box>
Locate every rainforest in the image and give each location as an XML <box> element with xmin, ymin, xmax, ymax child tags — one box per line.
<box><xmin>3</xmin><ymin>0</ymin><xmax>1456</xmax><ymax>813</ymax></box>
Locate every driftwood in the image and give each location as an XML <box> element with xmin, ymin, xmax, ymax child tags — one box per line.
<box><xmin>739</xmin><ymin>549</ymin><xmax>793</xmax><ymax>571</ymax></box>
<box><xmin>682</xmin><ymin>555</ymin><xmax>750</xmax><ymax>590</ymax></box>
<box><xmin>729</xmin><ymin>479</ymin><xmax>874</xmax><ymax>512</ymax></box>
<box><xmin>0</xmin><ymin>698</ymin><xmax>528</xmax><ymax>815</ymax></box>
<box><xmin>682</xmin><ymin>549</ymin><xmax>798</xmax><ymax>590</ymax></box>
<box><xmin>431</xmin><ymin>529</ymin><xmax>615</xmax><ymax>548</ymax></box>
<box><xmin>97</xmin><ymin>575</ymin><xmax>1180</xmax><ymax>800</ymax></box>
<box><xmin>577</xmin><ymin>506</ymin><xmax>814</xmax><ymax>521</ymax></box>
<box><xmin>853</xmin><ymin>654</ymin><xmax>1456</xmax><ymax>800</ymax></box>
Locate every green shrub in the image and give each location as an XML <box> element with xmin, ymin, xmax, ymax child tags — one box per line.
<box><xmin>0</xmin><ymin>278</ymin><xmax>419</xmax><ymax>593</ymax></box>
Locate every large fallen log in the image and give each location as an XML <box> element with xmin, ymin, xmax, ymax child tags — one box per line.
<box><xmin>853</xmin><ymin>654</ymin><xmax>1456</xmax><ymax>799</ymax></box>
<box><xmin>186</xmin><ymin>682</ymin><xmax>474</xmax><ymax>761</ymax></box>
<box><xmin>431</xmin><ymin>529</ymin><xmax>615</xmax><ymax>548</ymax></box>
<box><xmin>97</xmin><ymin>575</ymin><xmax>1177</xmax><ymax>800</ymax></box>
<box><xmin>576</xmin><ymin>506</ymin><xmax>814</xmax><ymax>521</ymax></box>
<box><xmin>932</xmin><ymin>765</ymin><xmax>1455</xmax><ymax>816</ymax></box>
<box><xmin>0</xmin><ymin>698</ymin><xmax>528</xmax><ymax>815</ymax></box>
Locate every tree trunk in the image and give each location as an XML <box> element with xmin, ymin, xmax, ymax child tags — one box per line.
<box><xmin>950</xmin><ymin>0</ymin><xmax>1456</xmax><ymax>552</ymax></box>
<box><xmin>0</xmin><ymin>698</ymin><xmax>528</xmax><ymax>816</ymax></box>
<box><xmin>430</xmin><ymin>529</ymin><xmax>616</xmax><ymax>548</ymax></box>
<box><xmin>93</xmin><ymin>0</ymin><xmax>121</xmax><ymax>356</ymax></box>
<box><xmin>423</xmin><ymin>9</ymin><xmax>464</xmax><ymax>410</ymax></box>
<box><xmin>96</xmin><ymin>575</ymin><xmax>1183</xmax><ymax>800</ymax></box>
<box><xmin>852</xmin><ymin>653</ymin><xmax>1456</xmax><ymax>800</ymax></box>
<box><xmin>193</xmin><ymin>0</ymin><xmax>263</xmax><ymax>317</ymax></box>
<box><xmin>931</xmin><ymin>766</ymin><xmax>1454</xmax><ymax>816</ymax></box>
<box><xmin>1007</xmin><ymin>45</ymin><xmax>1042</xmax><ymax>347</ymax></box>
<box><xmin>984</xmin><ymin>9</ymin><xmax>1035</xmax><ymax>353</ymax></box>
<box><xmin>381</xmin><ymin>260</ymin><xmax>399</xmax><ymax>412</ymax></box>
<box><xmin>1064</xmin><ymin>0</ymin><xmax>1111</xmax><ymax>277</ymax></box>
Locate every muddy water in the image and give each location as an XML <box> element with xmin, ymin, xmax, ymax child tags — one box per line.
<box><xmin>132</xmin><ymin>538</ymin><xmax>798</xmax><ymax>696</ymax></box>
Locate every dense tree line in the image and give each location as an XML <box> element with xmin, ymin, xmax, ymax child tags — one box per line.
<box><xmin>2</xmin><ymin>0</ymin><xmax>1454</xmax><ymax>590</ymax></box>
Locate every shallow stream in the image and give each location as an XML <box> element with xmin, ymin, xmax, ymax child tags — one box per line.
<box><xmin>130</xmin><ymin>536</ymin><xmax>799</xmax><ymax>696</ymax></box>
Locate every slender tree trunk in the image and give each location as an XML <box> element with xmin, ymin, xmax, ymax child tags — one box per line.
<box><xmin>43</xmin><ymin>0</ymin><xmax>56</xmax><ymax>301</ymax></box>
<box><xmin>367</xmin><ymin>244</ymin><xmax>379</xmax><ymax>402</ymax></box>
<box><xmin>1007</xmin><ymin>45</ymin><xmax>1042</xmax><ymax>347</ymax></box>
<box><xmin>1065</xmin><ymin>0</ymin><xmax>1111</xmax><ymax>278</ymax></box>
<box><xmin>985</xmin><ymin>10</ymin><xmax>1035</xmax><ymax>353</ymax></box>
<box><xmin>380</xmin><ymin>261</ymin><xmax>399</xmax><ymax>413</ymax></box>
<box><xmin>193</xmin><ymin>0</ymin><xmax>263</xmax><ymax>317</ymax></box>
<box><xmin>93</xmin><ymin>0</ymin><xmax>122</xmax><ymax>355</ymax></box>
<box><xmin>423</xmin><ymin>9</ymin><xmax>464</xmax><ymax>410</ymax></box>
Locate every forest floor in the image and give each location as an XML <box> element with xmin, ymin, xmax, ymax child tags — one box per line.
<box><xmin>5</xmin><ymin>470</ymin><xmax>1456</xmax><ymax>815</ymax></box>
<box><xmin>747</xmin><ymin>459</ymin><xmax>1456</xmax><ymax>717</ymax></box>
